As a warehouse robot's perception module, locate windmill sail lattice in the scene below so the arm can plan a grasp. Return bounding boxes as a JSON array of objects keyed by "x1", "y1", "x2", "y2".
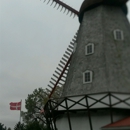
[
  {"x1": 41, "y1": 0, "x2": 79, "y2": 17},
  {"x1": 46, "y1": 31, "x2": 78, "y2": 98}
]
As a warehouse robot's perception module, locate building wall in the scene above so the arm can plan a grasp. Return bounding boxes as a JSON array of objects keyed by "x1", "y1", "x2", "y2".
[
  {"x1": 62, "y1": 5, "x2": 130, "y2": 97},
  {"x1": 56, "y1": 110, "x2": 129, "y2": 130}
]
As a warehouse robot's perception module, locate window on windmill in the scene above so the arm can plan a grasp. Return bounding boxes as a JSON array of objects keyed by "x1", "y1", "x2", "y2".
[
  {"x1": 85, "y1": 43, "x2": 94, "y2": 55},
  {"x1": 83, "y1": 70, "x2": 92, "y2": 84},
  {"x1": 114, "y1": 29, "x2": 124, "y2": 40}
]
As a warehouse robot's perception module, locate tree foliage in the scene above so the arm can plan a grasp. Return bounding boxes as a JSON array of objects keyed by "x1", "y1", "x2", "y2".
[
  {"x1": 14, "y1": 122, "x2": 25, "y2": 130},
  {"x1": 0, "y1": 123, "x2": 4, "y2": 130},
  {"x1": 0, "y1": 123, "x2": 11, "y2": 130},
  {"x1": 25, "y1": 121, "x2": 49, "y2": 130},
  {"x1": 25, "y1": 88, "x2": 48, "y2": 113},
  {"x1": 21, "y1": 88, "x2": 48, "y2": 124},
  {"x1": 22, "y1": 86, "x2": 63, "y2": 127},
  {"x1": 14, "y1": 121, "x2": 49, "y2": 130}
]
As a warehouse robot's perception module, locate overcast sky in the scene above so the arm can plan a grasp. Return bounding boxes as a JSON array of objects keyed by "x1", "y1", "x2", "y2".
[{"x1": 0, "y1": 0, "x2": 130, "y2": 129}]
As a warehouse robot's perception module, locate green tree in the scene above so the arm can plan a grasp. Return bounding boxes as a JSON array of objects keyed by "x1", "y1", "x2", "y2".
[
  {"x1": 21, "y1": 88, "x2": 48, "y2": 125},
  {"x1": 14, "y1": 122, "x2": 25, "y2": 130},
  {"x1": 25, "y1": 121, "x2": 49, "y2": 130},
  {"x1": 22, "y1": 86, "x2": 63, "y2": 129},
  {"x1": 25, "y1": 88, "x2": 48, "y2": 113},
  {"x1": 0, "y1": 123, "x2": 4, "y2": 130},
  {"x1": 0, "y1": 123, "x2": 11, "y2": 130}
]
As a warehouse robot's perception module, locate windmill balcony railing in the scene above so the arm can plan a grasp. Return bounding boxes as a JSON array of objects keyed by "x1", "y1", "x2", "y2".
[
  {"x1": 44, "y1": 92, "x2": 130, "y2": 116},
  {"x1": 43, "y1": 92, "x2": 130, "y2": 130}
]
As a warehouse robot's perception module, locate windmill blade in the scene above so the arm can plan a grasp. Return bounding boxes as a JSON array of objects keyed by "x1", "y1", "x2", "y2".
[
  {"x1": 53, "y1": 2, "x2": 57, "y2": 8},
  {"x1": 47, "y1": 0, "x2": 50, "y2": 4},
  {"x1": 45, "y1": 30, "x2": 79, "y2": 99},
  {"x1": 50, "y1": 1, "x2": 54, "y2": 6},
  {"x1": 41, "y1": 0, "x2": 79, "y2": 17},
  {"x1": 57, "y1": 4, "x2": 61, "y2": 10},
  {"x1": 60, "y1": 6, "x2": 63, "y2": 12}
]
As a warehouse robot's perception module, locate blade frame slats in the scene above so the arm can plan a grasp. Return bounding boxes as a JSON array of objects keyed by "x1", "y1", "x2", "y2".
[
  {"x1": 46, "y1": 31, "x2": 78, "y2": 98},
  {"x1": 62, "y1": 57, "x2": 68, "y2": 62},
  {"x1": 43, "y1": 0, "x2": 79, "y2": 17},
  {"x1": 65, "y1": 51, "x2": 71, "y2": 56},
  {"x1": 57, "y1": 67, "x2": 62, "y2": 72}
]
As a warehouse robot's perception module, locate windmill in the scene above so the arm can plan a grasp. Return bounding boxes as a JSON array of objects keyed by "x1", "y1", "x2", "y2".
[{"x1": 41, "y1": 0, "x2": 130, "y2": 130}]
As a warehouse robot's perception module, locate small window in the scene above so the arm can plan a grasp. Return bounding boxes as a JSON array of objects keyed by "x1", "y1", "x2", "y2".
[
  {"x1": 113, "y1": 29, "x2": 124, "y2": 40},
  {"x1": 83, "y1": 70, "x2": 93, "y2": 84},
  {"x1": 85, "y1": 43, "x2": 94, "y2": 55}
]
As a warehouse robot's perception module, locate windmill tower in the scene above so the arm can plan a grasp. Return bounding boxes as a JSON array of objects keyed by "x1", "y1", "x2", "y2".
[{"x1": 43, "y1": 0, "x2": 130, "y2": 130}]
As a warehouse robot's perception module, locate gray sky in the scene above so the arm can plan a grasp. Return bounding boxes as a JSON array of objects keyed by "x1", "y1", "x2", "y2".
[{"x1": 0, "y1": 0, "x2": 130, "y2": 129}]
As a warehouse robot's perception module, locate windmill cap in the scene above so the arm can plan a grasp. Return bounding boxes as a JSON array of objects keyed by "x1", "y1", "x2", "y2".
[{"x1": 79, "y1": 0, "x2": 128, "y2": 23}]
